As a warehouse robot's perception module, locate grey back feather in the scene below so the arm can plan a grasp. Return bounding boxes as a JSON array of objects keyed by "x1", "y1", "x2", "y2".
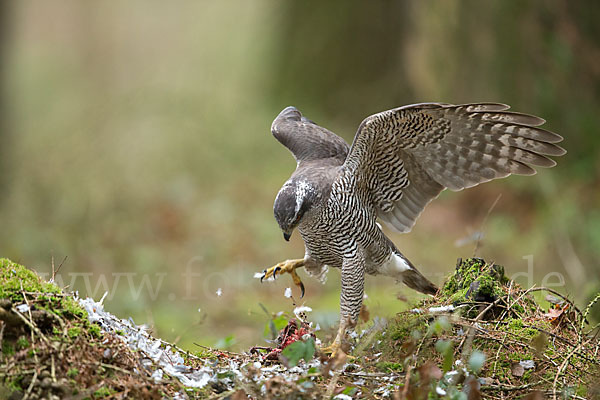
[{"x1": 272, "y1": 106, "x2": 350, "y2": 164}]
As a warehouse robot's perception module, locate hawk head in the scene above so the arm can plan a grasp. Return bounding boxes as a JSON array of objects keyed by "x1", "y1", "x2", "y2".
[{"x1": 274, "y1": 180, "x2": 316, "y2": 241}]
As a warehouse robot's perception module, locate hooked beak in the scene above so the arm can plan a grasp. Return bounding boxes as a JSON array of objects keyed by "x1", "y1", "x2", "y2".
[{"x1": 283, "y1": 231, "x2": 291, "y2": 241}]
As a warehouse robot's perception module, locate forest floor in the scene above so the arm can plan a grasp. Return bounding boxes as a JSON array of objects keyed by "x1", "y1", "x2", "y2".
[{"x1": 0, "y1": 257, "x2": 599, "y2": 400}]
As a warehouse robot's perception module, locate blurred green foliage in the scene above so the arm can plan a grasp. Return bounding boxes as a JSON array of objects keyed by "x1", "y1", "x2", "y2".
[
  {"x1": 281, "y1": 337, "x2": 316, "y2": 368},
  {"x1": 0, "y1": 1, "x2": 598, "y2": 350}
]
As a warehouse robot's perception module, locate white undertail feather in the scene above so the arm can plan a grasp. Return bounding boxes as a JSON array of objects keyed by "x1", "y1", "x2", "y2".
[{"x1": 378, "y1": 252, "x2": 412, "y2": 278}]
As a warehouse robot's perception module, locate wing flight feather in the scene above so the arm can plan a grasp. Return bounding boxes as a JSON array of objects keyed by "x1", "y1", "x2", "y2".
[{"x1": 344, "y1": 103, "x2": 565, "y2": 232}]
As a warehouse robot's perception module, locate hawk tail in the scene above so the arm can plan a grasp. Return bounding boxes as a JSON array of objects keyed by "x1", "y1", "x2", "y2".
[{"x1": 401, "y1": 267, "x2": 438, "y2": 296}]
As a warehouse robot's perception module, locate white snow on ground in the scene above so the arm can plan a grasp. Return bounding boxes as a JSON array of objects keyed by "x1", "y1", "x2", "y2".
[
  {"x1": 77, "y1": 293, "x2": 326, "y2": 392},
  {"x1": 79, "y1": 294, "x2": 213, "y2": 388}
]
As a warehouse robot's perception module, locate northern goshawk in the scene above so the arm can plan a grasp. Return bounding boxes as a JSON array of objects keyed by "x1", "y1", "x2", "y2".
[{"x1": 261, "y1": 103, "x2": 564, "y2": 356}]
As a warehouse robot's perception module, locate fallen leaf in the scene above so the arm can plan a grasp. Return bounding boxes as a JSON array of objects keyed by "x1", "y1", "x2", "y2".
[
  {"x1": 231, "y1": 390, "x2": 247, "y2": 400},
  {"x1": 530, "y1": 332, "x2": 548, "y2": 356},
  {"x1": 511, "y1": 361, "x2": 524, "y2": 377},
  {"x1": 359, "y1": 304, "x2": 370, "y2": 323},
  {"x1": 521, "y1": 391, "x2": 544, "y2": 400},
  {"x1": 543, "y1": 303, "x2": 568, "y2": 323},
  {"x1": 544, "y1": 306, "x2": 562, "y2": 319},
  {"x1": 419, "y1": 361, "x2": 443, "y2": 381},
  {"x1": 321, "y1": 349, "x2": 347, "y2": 375},
  {"x1": 396, "y1": 292, "x2": 408, "y2": 302},
  {"x1": 464, "y1": 375, "x2": 482, "y2": 400}
]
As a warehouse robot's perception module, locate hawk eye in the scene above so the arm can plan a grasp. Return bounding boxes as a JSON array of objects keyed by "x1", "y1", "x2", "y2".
[{"x1": 293, "y1": 212, "x2": 302, "y2": 224}]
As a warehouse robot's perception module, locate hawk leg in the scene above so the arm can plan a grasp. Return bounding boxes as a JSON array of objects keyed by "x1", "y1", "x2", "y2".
[
  {"x1": 320, "y1": 316, "x2": 356, "y2": 360},
  {"x1": 260, "y1": 259, "x2": 305, "y2": 297},
  {"x1": 321, "y1": 252, "x2": 364, "y2": 359}
]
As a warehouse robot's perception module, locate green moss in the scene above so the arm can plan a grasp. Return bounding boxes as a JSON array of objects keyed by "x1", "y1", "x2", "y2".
[
  {"x1": 376, "y1": 361, "x2": 403, "y2": 373},
  {"x1": 2, "y1": 341, "x2": 15, "y2": 357},
  {"x1": 388, "y1": 313, "x2": 427, "y2": 341},
  {"x1": 193, "y1": 348, "x2": 215, "y2": 359},
  {"x1": 16, "y1": 336, "x2": 29, "y2": 350},
  {"x1": 93, "y1": 386, "x2": 115, "y2": 398},
  {"x1": 7, "y1": 376, "x2": 23, "y2": 393},
  {"x1": 447, "y1": 288, "x2": 469, "y2": 304},
  {"x1": 576, "y1": 384, "x2": 589, "y2": 397},
  {"x1": 507, "y1": 318, "x2": 524, "y2": 330},
  {"x1": 178, "y1": 386, "x2": 214, "y2": 398},
  {"x1": 374, "y1": 313, "x2": 431, "y2": 362},
  {"x1": 441, "y1": 258, "x2": 508, "y2": 309},
  {"x1": 506, "y1": 319, "x2": 538, "y2": 339},
  {"x1": 88, "y1": 324, "x2": 102, "y2": 338},
  {"x1": 68, "y1": 326, "x2": 82, "y2": 339},
  {"x1": 0, "y1": 258, "x2": 61, "y2": 301},
  {"x1": 67, "y1": 368, "x2": 79, "y2": 378},
  {"x1": 61, "y1": 297, "x2": 87, "y2": 319}
]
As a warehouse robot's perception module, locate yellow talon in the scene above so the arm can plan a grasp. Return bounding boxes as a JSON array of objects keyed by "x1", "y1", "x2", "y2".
[
  {"x1": 261, "y1": 259, "x2": 305, "y2": 297},
  {"x1": 320, "y1": 341, "x2": 341, "y2": 355},
  {"x1": 320, "y1": 317, "x2": 356, "y2": 360}
]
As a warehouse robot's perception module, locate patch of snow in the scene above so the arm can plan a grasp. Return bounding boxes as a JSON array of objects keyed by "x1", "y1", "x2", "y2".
[
  {"x1": 428, "y1": 305, "x2": 455, "y2": 313},
  {"x1": 444, "y1": 370, "x2": 462, "y2": 385},
  {"x1": 79, "y1": 296, "x2": 213, "y2": 389},
  {"x1": 520, "y1": 360, "x2": 535, "y2": 369},
  {"x1": 15, "y1": 304, "x2": 29, "y2": 313},
  {"x1": 374, "y1": 385, "x2": 392, "y2": 397},
  {"x1": 293, "y1": 306, "x2": 312, "y2": 318},
  {"x1": 151, "y1": 369, "x2": 163, "y2": 382},
  {"x1": 333, "y1": 394, "x2": 353, "y2": 400},
  {"x1": 410, "y1": 305, "x2": 456, "y2": 314}
]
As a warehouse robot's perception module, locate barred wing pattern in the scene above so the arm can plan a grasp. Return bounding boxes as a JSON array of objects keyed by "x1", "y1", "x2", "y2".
[{"x1": 345, "y1": 103, "x2": 566, "y2": 233}]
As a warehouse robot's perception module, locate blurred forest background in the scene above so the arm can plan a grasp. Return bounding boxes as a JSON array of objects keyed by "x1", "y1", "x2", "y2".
[{"x1": 1, "y1": 1, "x2": 599, "y2": 351}]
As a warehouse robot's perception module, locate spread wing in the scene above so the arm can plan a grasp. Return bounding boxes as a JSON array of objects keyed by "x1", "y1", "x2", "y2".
[
  {"x1": 272, "y1": 106, "x2": 350, "y2": 164},
  {"x1": 344, "y1": 103, "x2": 566, "y2": 232}
]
